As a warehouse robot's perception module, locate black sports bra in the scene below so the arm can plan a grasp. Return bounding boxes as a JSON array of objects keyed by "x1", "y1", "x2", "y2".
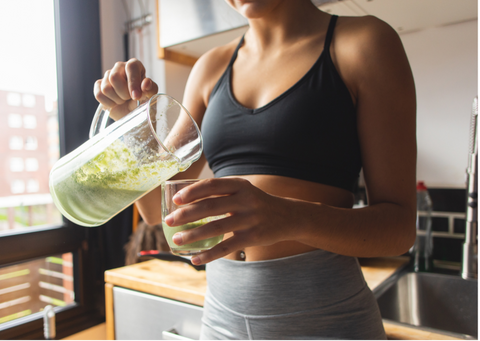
[{"x1": 201, "y1": 15, "x2": 362, "y2": 193}]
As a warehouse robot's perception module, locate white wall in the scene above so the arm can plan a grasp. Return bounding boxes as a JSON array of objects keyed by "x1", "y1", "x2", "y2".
[
  {"x1": 164, "y1": 60, "x2": 192, "y2": 103},
  {"x1": 99, "y1": 0, "x2": 195, "y2": 101},
  {"x1": 99, "y1": 0, "x2": 167, "y2": 93},
  {"x1": 400, "y1": 19, "x2": 478, "y2": 188},
  {"x1": 99, "y1": 2, "x2": 477, "y2": 187}
]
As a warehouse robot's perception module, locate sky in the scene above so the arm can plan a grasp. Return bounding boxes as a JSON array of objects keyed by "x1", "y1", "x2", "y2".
[{"x1": 0, "y1": 0, "x2": 57, "y2": 102}]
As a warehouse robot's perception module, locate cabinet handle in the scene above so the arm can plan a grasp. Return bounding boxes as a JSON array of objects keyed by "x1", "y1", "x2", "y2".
[{"x1": 162, "y1": 328, "x2": 194, "y2": 340}]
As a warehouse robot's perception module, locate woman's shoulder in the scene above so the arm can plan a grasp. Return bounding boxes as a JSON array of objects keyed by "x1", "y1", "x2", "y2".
[
  {"x1": 191, "y1": 37, "x2": 242, "y2": 82},
  {"x1": 330, "y1": 15, "x2": 408, "y2": 101},
  {"x1": 334, "y1": 15, "x2": 402, "y2": 57},
  {"x1": 187, "y1": 36, "x2": 243, "y2": 105}
]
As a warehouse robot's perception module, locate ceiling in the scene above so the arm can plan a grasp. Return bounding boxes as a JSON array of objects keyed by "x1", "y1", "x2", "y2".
[
  {"x1": 318, "y1": 0, "x2": 478, "y2": 34},
  {"x1": 164, "y1": 0, "x2": 478, "y2": 58}
]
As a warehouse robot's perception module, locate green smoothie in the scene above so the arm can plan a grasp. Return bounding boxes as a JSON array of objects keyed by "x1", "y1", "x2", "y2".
[
  {"x1": 163, "y1": 218, "x2": 224, "y2": 255},
  {"x1": 50, "y1": 140, "x2": 179, "y2": 227}
]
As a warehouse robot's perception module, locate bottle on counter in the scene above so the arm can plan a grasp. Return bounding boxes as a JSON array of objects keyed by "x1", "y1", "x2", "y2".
[{"x1": 410, "y1": 181, "x2": 434, "y2": 272}]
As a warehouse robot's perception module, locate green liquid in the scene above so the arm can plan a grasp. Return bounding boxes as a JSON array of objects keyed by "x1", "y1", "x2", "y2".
[
  {"x1": 51, "y1": 140, "x2": 179, "y2": 227},
  {"x1": 162, "y1": 219, "x2": 224, "y2": 255},
  {"x1": 51, "y1": 176, "x2": 145, "y2": 226}
]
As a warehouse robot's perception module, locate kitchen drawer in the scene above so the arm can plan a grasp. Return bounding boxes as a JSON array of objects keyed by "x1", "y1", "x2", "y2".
[{"x1": 113, "y1": 286, "x2": 204, "y2": 340}]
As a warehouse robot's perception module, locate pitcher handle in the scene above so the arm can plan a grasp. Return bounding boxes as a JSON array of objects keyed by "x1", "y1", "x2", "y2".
[{"x1": 89, "y1": 104, "x2": 110, "y2": 138}]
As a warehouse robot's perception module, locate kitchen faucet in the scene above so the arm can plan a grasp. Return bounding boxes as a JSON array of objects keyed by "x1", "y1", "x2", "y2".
[{"x1": 462, "y1": 97, "x2": 478, "y2": 280}]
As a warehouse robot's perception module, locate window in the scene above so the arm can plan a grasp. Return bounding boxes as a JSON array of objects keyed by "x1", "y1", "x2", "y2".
[
  {"x1": 6, "y1": 93, "x2": 21, "y2": 107},
  {"x1": 0, "y1": 1, "x2": 124, "y2": 339},
  {"x1": 8, "y1": 114, "x2": 22, "y2": 128},
  {"x1": 24, "y1": 137, "x2": 38, "y2": 151},
  {"x1": 10, "y1": 181, "x2": 25, "y2": 194},
  {"x1": 8, "y1": 137, "x2": 23, "y2": 150},
  {"x1": 9, "y1": 158, "x2": 24, "y2": 172},
  {"x1": 22, "y1": 94, "x2": 36, "y2": 108},
  {"x1": 26, "y1": 180, "x2": 39, "y2": 193},
  {"x1": 23, "y1": 115, "x2": 36, "y2": 129},
  {"x1": 25, "y1": 159, "x2": 39, "y2": 172}
]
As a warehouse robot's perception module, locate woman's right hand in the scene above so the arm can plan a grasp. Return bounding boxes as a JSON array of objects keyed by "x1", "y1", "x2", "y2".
[{"x1": 93, "y1": 58, "x2": 159, "y2": 120}]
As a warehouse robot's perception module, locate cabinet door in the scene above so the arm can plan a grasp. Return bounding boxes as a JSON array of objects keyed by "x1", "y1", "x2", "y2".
[{"x1": 113, "y1": 286, "x2": 203, "y2": 340}]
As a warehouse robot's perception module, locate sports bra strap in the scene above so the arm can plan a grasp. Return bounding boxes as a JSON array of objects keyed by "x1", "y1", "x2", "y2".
[
  {"x1": 323, "y1": 15, "x2": 338, "y2": 52},
  {"x1": 228, "y1": 35, "x2": 245, "y2": 67}
]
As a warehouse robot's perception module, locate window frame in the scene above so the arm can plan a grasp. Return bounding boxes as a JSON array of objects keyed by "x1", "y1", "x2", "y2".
[{"x1": 0, "y1": 0, "x2": 132, "y2": 338}]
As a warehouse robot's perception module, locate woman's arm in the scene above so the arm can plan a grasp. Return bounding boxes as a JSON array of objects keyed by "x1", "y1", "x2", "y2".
[
  {"x1": 290, "y1": 15, "x2": 417, "y2": 257},
  {"x1": 326, "y1": 15, "x2": 417, "y2": 255},
  {"x1": 166, "y1": 16, "x2": 417, "y2": 264}
]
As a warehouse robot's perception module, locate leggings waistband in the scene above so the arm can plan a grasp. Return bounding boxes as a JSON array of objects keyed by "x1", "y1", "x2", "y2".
[{"x1": 206, "y1": 249, "x2": 367, "y2": 316}]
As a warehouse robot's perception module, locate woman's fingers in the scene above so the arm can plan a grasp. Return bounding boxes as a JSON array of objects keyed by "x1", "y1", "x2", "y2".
[
  {"x1": 93, "y1": 58, "x2": 159, "y2": 120},
  {"x1": 101, "y1": 70, "x2": 126, "y2": 105},
  {"x1": 94, "y1": 58, "x2": 158, "y2": 105},
  {"x1": 141, "y1": 77, "x2": 158, "y2": 98},
  {"x1": 109, "y1": 62, "x2": 131, "y2": 101},
  {"x1": 171, "y1": 214, "x2": 233, "y2": 246},
  {"x1": 167, "y1": 178, "x2": 269, "y2": 241},
  {"x1": 94, "y1": 79, "x2": 117, "y2": 109},
  {"x1": 168, "y1": 187, "x2": 279, "y2": 249},
  {"x1": 172, "y1": 178, "x2": 249, "y2": 206},
  {"x1": 165, "y1": 195, "x2": 236, "y2": 227},
  {"x1": 125, "y1": 58, "x2": 146, "y2": 100}
]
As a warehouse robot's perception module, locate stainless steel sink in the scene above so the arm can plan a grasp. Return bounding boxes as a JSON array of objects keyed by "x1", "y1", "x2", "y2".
[{"x1": 373, "y1": 270, "x2": 478, "y2": 339}]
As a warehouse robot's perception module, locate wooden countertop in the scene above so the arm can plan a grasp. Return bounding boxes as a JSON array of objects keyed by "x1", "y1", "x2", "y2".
[
  {"x1": 105, "y1": 256, "x2": 463, "y2": 340},
  {"x1": 105, "y1": 258, "x2": 207, "y2": 306}
]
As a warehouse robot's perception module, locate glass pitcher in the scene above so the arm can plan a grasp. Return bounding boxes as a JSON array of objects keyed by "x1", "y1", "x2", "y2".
[{"x1": 49, "y1": 94, "x2": 202, "y2": 227}]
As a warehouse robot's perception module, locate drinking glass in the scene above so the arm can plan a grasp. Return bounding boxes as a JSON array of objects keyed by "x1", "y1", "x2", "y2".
[{"x1": 162, "y1": 179, "x2": 225, "y2": 255}]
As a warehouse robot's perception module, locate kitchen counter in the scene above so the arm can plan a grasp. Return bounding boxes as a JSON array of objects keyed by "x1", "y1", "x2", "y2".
[{"x1": 104, "y1": 256, "x2": 462, "y2": 340}]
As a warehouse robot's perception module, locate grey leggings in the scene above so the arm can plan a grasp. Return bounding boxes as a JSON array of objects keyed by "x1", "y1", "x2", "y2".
[{"x1": 199, "y1": 249, "x2": 386, "y2": 340}]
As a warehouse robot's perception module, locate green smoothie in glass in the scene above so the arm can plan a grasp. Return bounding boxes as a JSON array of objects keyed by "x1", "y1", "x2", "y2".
[
  {"x1": 162, "y1": 179, "x2": 225, "y2": 255},
  {"x1": 162, "y1": 217, "x2": 224, "y2": 255}
]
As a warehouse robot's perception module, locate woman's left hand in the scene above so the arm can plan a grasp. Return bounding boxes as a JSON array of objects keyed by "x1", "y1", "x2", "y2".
[{"x1": 164, "y1": 178, "x2": 297, "y2": 265}]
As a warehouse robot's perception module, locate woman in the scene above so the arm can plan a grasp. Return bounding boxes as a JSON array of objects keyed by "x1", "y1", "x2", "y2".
[{"x1": 95, "y1": 0, "x2": 416, "y2": 338}]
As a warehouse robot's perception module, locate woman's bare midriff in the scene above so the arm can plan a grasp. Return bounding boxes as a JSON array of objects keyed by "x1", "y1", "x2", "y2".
[{"x1": 222, "y1": 174, "x2": 355, "y2": 262}]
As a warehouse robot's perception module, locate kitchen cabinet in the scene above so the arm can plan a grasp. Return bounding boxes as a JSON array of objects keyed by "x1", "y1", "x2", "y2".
[
  {"x1": 112, "y1": 286, "x2": 203, "y2": 339},
  {"x1": 104, "y1": 259, "x2": 206, "y2": 340},
  {"x1": 104, "y1": 257, "x2": 463, "y2": 340}
]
